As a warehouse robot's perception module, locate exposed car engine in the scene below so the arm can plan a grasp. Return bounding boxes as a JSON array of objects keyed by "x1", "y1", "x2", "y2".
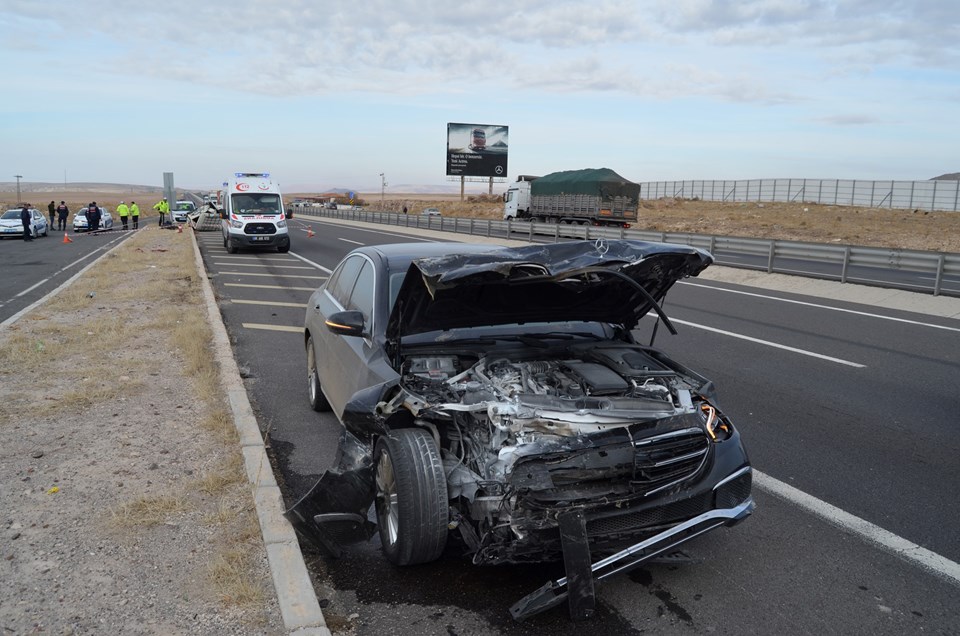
[{"x1": 386, "y1": 345, "x2": 733, "y2": 563}]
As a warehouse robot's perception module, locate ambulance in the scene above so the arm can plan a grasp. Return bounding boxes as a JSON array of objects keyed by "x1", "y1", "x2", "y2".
[{"x1": 220, "y1": 172, "x2": 291, "y2": 253}]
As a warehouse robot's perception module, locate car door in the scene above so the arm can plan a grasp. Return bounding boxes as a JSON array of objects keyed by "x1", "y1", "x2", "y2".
[{"x1": 313, "y1": 255, "x2": 365, "y2": 417}]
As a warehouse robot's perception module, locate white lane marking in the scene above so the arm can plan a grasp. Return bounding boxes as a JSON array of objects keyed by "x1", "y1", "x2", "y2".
[
  {"x1": 211, "y1": 262, "x2": 314, "y2": 269},
  {"x1": 755, "y1": 471, "x2": 960, "y2": 587},
  {"x1": 288, "y1": 252, "x2": 332, "y2": 274},
  {"x1": 217, "y1": 272, "x2": 327, "y2": 279},
  {"x1": 338, "y1": 238, "x2": 364, "y2": 245},
  {"x1": 231, "y1": 299, "x2": 306, "y2": 308},
  {"x1": 241, "y1": 323, "x2": 302, "y2": 333},
  {"x1": 212, "y1": 256, "x2": 294, "y2": 262},
  {"x1": 665, "y1": 316, "x2": 866, "y2": 368},
  {"x1": 225, "y1": 283, "x2": 318, "y2": 291},
  {"x1": 680, "y1": 282, "x2": 960, "y2": 333},
  {"x1": 16, "y1": 277, "x2": 52, "y2": 297}
]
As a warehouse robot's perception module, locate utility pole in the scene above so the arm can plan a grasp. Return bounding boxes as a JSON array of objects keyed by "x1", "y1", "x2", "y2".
[
  {"x1": 379, "y1": 173, "x2": 387, "y2": 211},
  {"x1": 14, "y1": 175, "x2": 23, "y2": 204}
]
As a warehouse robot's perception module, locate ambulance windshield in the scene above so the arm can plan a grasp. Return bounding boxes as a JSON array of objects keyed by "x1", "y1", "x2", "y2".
[{"x1": 231, "y1": 193, "x2": 282, "y2": 215}]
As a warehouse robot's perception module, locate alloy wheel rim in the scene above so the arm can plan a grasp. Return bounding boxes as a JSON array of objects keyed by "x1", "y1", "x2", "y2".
[{"x1": 375, "y1": 451, "x2": 399, "y2": 546}]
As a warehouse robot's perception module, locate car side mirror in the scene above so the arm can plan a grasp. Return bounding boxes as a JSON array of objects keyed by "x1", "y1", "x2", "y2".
[
  {"x1": 325, "y1": 310, "x2": 366, "y2": 338},
  {"x1": 219, "y1": 211, "x2": 228, "y2": 219},
  {"x1": 285, "y1": 210, "x2": 293, "y2": 219}
]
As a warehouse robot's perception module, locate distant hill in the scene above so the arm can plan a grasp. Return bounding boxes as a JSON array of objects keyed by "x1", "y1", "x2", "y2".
[
  {"x1": 0, "y1": 182, "x2": 165, "y2": 194},
  {"x1": 931, "y1": 173, "x2": 960, "y2": 180}
]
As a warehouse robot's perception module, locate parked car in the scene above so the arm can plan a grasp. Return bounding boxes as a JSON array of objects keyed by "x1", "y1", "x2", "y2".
[
  {"x1": 290, "y1": 240, "x2": 753, "y2": 620},
  {"x1": 0, "y1": 208, "x2": 48, "y2": 239},
  {"x1": 73, "y1": 207, "x2": 114, "y2": 232},
  {"x1": 171, "y1": 200, "x2": 197, "y2": 223},
  {"x1": 421, "y1": 207, "x2": 441, "y2": 216}
]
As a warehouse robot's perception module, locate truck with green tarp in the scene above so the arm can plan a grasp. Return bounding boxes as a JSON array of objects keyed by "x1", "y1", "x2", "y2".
[{"x1": 503, "y1": 168, "x2": 640, "y2": 227}]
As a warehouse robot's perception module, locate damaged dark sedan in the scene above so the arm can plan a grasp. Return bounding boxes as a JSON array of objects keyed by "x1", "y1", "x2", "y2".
[{"x1": 290, "y1": 239, "x2": 753, "y2": 621}]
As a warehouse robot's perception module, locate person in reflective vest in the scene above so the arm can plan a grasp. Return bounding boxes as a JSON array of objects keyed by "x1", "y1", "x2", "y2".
[
  {"x1": 130, "y1": 202, "x2": 140, "y2": 229},
  {"x1": 154, "y1": 198, "x2": 170, "y2": 226},
  {"x1": 116, "y1": 201, "x2": 130, "y2": 230}
]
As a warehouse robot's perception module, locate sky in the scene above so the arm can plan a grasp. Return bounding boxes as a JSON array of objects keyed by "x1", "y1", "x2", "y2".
[{"x1": 2, "y1": 0, "x2": 958, "y2": 193}]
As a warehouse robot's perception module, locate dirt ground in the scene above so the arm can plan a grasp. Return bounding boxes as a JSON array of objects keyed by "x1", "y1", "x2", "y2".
[
  {"x1": 357, "y1": 194, "x2": 960, "y2": 254},
  {"x1": 0, "y1": 227, "x2": 284, "y2": 635}
]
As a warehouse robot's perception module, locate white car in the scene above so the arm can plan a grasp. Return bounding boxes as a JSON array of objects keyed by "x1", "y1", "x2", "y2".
[
  {"x1": 0, "y1": 208, "x2": 49, "y2": 239},
  {"x1": 171, "y1": 200, "x2": 196, "y2": 223},
  {"x1": 422, "y1": 207, "x2": 441, "y2": 216},
  {"x1": 73, "y1": 207, "x2": 114, "y2": 232}
]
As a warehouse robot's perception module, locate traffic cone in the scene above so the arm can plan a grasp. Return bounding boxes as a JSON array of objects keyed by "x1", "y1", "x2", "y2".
[
  {"x1": 63, "y1": 232, "x2": 73, "y2": 244},
  {"x1": 306, "y1": 228, "x2": 315, "y2": 238}
]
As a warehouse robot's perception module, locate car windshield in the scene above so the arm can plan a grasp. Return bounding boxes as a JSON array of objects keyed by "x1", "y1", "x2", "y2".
[
  {"x1": 231, "y1": 193, "x2": 281, "y2": 215},
  {"x1": 1, "y1": 210, "x2": 22, "y2": 220},
  {"x1": 176, "y1": 202, "x2": 195, "y2": 211}
]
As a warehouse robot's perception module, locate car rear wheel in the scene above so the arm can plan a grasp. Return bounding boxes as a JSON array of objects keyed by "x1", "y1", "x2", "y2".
[
  {"x1": 374, "y1": 429, "x2": 448, "y2": 566},
  {"x1": 306, "y1": 336, "x2": 331, "y2": 412}
]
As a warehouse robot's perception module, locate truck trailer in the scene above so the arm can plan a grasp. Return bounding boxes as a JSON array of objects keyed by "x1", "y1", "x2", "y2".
[{"x1": 503, "y1": 168, "x2": 640, "y2": 228}]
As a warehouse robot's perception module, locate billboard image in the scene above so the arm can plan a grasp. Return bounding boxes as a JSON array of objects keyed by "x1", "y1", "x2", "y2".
[{"x1": 446, "y1": 123, "x2": 509, "y2": 178}]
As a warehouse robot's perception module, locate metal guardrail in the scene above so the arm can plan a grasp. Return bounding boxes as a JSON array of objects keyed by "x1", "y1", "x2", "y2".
[
  {"x1": 638, "y1": 178, "x2": 960, "y2": 212},
  {"x1": 297, "y1": 209, "x2": 960, "y2": 298}
]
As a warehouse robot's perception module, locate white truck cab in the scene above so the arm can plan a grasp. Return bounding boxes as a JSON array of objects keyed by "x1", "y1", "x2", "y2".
[
  {"x1": 221, "y1": 172, "x2": 291, "y2": 253},
  {"x1": 502, "y1": 175, "x2": 537, "y2": 220}
]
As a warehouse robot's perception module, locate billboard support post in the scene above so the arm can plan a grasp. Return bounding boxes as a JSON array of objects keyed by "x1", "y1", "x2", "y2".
[
  {"x1": 460, "y1": 176, "x2": 465, "y2": 202},
  {"x1": 488, "y1": 177, "x2": 493, "y2": 196}
]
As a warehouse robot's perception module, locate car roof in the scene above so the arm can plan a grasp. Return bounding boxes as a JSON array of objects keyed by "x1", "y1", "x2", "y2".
[{"x1": 361, "y1": 242, "x2": 501, "y2": 268}]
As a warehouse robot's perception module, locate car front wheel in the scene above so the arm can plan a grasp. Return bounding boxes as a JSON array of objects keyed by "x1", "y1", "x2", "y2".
[
  {"x1": 306, "y1": 336, "x2": 331, "y2": 412},
  {"x1": 374, "y1": 428, "x2": 448, "y2": 566}
]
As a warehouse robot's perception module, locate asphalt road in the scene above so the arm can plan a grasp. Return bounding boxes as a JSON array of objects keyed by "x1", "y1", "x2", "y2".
[
  {"x1": 0, "y1": 227, "x2": 138, "y2": 326},
  {"x1": 193, "y1": 219, "x2": 960, "y2": 634}
]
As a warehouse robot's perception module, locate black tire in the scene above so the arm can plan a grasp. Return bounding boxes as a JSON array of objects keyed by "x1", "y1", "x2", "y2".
[
  {"x1": 374, "y1": 429, "x2": 448, "y2": 566},
  {"x1": 222, "y1": 234, "x2": 228, "y2": 249},
  {"x1": 306, "y1": 336, "x2": 331, "y2": 412},
  {"x1": 227, "y1": 237, "x2": 239, "y2": 254},
  {"x1": 277, "y1": 243, "x2": 290, "y2": 254}
]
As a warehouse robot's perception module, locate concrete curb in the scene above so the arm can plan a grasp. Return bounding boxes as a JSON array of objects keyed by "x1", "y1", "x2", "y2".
[{"x1": 190, "y1": 230, "x2": 331, "y2": 636}]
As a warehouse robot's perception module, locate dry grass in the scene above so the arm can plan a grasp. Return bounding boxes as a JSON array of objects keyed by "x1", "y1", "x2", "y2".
[
  {"x1": 110, "y1": 493, "x2": 187, "y2": 527},
  {"x1": 201, "y1": 409, "x2": 240, "y2": 445},
  {"x1": 195, "y1": 454, "x2": 246, "y2": 496},
  {"x1": 209, "y1": 545, "x2": 267, "y2": 606}
]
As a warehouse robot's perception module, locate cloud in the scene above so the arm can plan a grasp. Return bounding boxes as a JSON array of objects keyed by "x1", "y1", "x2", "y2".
[{"x1": 814, "y1": 114, "x2": 885, "y2": 126}]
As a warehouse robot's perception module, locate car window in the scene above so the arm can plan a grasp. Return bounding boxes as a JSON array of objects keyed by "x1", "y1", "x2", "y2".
[
  {"x1": 347, "y1": 260, "x2": 375, "y2": 319},
  {"x1": 1, "y1": 211, "x2": 18, "y2": 220},
  {"x1": 330, "y1": 256, "x2": 364, "y2": 307}
]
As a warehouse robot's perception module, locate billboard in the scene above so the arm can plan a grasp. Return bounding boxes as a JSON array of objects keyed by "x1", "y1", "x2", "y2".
[{"x1": 446, "y1": 123, "x2": 509, "y2": 178}]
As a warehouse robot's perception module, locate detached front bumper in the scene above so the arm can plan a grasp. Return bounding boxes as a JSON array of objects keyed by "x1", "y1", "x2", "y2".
[{"x1": 511, "y1": 491, "x2": 754, "y2": 621}]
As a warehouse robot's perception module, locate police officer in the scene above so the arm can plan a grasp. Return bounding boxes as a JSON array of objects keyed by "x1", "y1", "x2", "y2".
[
  {"x1": 21, "y1": 204, "x2": 33, "y2": 241},
  {"x1": 56, "y1": 201, "x2": 69, "y2": 231},
  {"x1": 130, "y1": 201, "x2": 140, "y2": 229},
  {"x1": 117, "y1": 201, "x2": 130, "y2": 230},
  {"x1": 87, "y1": 202, "x2": 101, "y2": 232}
]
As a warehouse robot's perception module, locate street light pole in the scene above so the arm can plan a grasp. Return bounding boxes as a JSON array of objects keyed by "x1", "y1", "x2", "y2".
[
  {"x1": 379, "y1": 173, "x2": 386, "y2": 211},
  {"x1": 14, "y1": 175, "x2": 23, "y2": 204}
]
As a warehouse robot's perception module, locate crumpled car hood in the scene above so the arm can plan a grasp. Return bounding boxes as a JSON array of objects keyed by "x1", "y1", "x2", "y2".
[{"x1": 386, "y1": 239, "x2": 712, "y2": 339}]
